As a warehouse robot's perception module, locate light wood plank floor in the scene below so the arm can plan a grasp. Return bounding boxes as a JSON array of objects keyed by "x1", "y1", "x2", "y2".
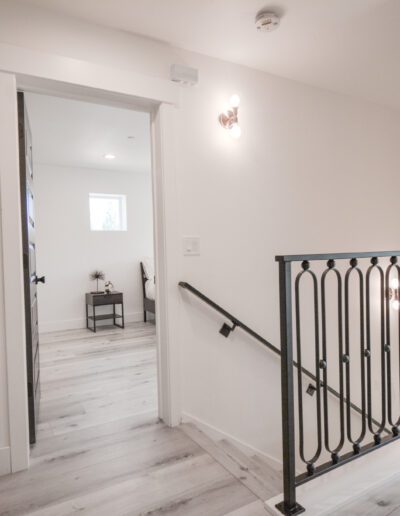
[
  {"x1": 329, "y1": 474, "x2": 400, "y2": 515},
  {"x1": 0, "y1": 322, "x2": 272, "y2": 516}
]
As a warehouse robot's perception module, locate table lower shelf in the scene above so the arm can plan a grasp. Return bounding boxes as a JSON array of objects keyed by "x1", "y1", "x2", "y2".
[
  {"x1": 86, "y1": 297, "x2": 125, "y2": 332},
  {"x1": 87, "y1": 314, "x2": 123, "y2": 321}
]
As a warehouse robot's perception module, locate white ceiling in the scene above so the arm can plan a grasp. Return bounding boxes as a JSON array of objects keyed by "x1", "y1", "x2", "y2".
[
  {"x1": 25, "y1": 93, "x2": 151, "y2": 173},
  {"x1": 17, "y1": 0, "x2": 400, "y2": 110}
]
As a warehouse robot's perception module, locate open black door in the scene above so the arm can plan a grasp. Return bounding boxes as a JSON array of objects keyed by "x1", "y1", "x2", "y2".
[{"x1": 18, "y1": 92, "x2": 45, "y2": 445}]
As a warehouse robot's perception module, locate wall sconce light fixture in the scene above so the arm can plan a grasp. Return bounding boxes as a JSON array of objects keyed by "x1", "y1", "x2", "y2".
[
  {"x1": 389, "y1": 277, "x2": 400, "y2": 310},
  {"x1": 219, "y1": 94, "x2": 241, "y2": 138}
]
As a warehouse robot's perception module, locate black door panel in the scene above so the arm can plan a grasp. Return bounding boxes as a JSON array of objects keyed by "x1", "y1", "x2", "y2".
[{"x1": 18, "y1": 92, "x2": 41, "y2": 445}]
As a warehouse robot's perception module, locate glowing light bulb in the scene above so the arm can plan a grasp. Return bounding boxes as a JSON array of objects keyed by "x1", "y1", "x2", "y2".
[
  {"x1": 229, "y1": 94, "x2": 240, "y2": 108},
  {"x1": 392, "y1": 300, "x2": 400, "y2": 310},
  {"x1": 391, "y1": 278, "x2": 399, "y2": 289},
  {"x1": 229, "y1": 123, "x2": 241, "y2": 139},
  {"x1": 104, "y1": 153, "x2": 116, "y2": 160}
]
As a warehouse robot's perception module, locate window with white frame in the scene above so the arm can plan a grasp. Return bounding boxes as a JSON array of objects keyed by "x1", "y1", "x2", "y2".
[{"x1": 89, "y1": 193, "x2": 127, "y2": 231}]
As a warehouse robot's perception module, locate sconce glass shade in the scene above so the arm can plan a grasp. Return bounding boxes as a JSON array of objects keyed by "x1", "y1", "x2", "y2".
[
  {"x1": 220, "y1": 95, "x2": 241, "y2": 137},
  {"x1": 391, "y1": 277, "x2": 400, "y2": 289},
  {"x1": 229, "y1": 94, "x2": 240, "y2": 108},
  {"x1": 392, "y1": 300, "x2": 400, "y2": 310},
  {"x1": 229, "y1": 123, "x2": 241, "y2": 139}
]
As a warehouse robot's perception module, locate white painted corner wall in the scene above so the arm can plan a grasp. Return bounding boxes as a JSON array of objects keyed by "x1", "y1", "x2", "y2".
[
  {"x1": 34, "y1": 163, "x2": 154, "y2": 333},
  {"x1": 0, "y1": 72, "x2": 29, "y2": 474}
]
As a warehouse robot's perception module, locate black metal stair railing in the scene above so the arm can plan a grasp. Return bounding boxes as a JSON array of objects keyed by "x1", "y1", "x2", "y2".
[
  {"x1": 276, "y1": 251, "x2": 400, "y2": 516},
  {"x1": 179, "y1": 279, "x2": 389, "y2": 452},
  {"x1": 179, "y1": 281, "x2": 368, "y2": 419}
]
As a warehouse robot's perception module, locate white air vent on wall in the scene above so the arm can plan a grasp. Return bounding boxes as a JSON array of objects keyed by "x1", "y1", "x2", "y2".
[{"x1": 170, "y1": 64, "x2": 199, "y2": 86}]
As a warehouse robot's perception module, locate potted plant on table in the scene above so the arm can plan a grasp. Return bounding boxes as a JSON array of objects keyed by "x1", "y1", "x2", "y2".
[{"x1": 90, "y1": 270, "x2": 105, "y2": 293}]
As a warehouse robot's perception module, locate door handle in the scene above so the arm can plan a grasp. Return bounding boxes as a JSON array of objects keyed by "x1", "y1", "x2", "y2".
[{"x1": 34, "y1": 275, "x2": 45, "y2": 284}]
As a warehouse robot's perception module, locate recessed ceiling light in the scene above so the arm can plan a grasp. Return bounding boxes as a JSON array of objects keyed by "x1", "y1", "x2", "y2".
[{"x1": 104, "y1": 153, "x2": 116, "y2": 160}]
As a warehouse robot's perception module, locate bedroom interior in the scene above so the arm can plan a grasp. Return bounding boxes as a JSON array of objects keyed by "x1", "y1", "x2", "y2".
[
  {"x1": 18, "y1": 91, "x2": 159, "y2": 448},
  {"x1": 25, "y1": 92, "x2": 156, "y2": 331},
  {"x1": 0, "y1": 1, "x2": 400, "y2": 515}
]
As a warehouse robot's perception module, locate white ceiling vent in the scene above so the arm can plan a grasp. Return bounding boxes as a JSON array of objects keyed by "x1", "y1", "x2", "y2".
[{"x1": 255, "y1": 11, "x2": 280, "y2": 32}]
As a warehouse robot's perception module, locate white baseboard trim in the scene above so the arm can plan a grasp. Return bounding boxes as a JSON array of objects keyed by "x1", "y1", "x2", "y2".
[
  {"x1": 39, "y1": 311, "x2": 143, "y2": 333},
  {"x1": 0, "y1": 446, "x2": 11, "y2": 476},
  {"x1": 181, "y1": 412, "x2": 282, "y2": 471}
]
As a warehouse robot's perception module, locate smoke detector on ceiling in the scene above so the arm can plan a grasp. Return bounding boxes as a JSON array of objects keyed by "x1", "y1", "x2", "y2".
[{"x1": 255, "y1": 11, "x2": 280, "y2": 32}]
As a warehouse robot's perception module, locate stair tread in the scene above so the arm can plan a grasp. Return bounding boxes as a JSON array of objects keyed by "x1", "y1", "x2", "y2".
[
  {"x1": 251, "y1": 452, "x2": 283, "y2": 474},
  {"x1": 218, "y1": 439, "x2": 282, "y2": 494},
  {"x1": 180, "y1": 423, "x2": 282, "y2": 501},
  {"x1": 224, "y1": 499, "x2": 268, "y2": 516}
]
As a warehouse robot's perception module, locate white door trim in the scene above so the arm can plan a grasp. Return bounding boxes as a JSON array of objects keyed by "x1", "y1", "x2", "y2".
[
  {"x1": 0, "y1": 44, "x2": 181, "y2": 472},
  {"x1": 152, "y1": 104, "x2": 182, "y2": 426},
  {"x1": 0, "y1": 72, "x2": 30, "y2": 473},
  {"x1": 0, "y1": 43, "x2": 178, "y2": 106}
]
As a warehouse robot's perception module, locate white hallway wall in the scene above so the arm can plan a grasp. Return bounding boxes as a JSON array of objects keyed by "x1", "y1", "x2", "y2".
[
  {"x1": 1, "y1": 1, "x2": 400, "y2": 466},
  {"x1": 0, "y1": 216, "x2": 10, "y2": 473},
  {"x1": 34, "y1": 163, "x2": 153, "y2": 332}
]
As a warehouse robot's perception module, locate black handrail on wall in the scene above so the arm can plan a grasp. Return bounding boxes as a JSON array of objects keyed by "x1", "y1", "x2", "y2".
[
  {"x1": 179, "y1": 282, "x2": 280, "y2": 355},
  {"x1": 179, "y1": 281, "x2": 389, "y2": 432},
  {"x1": 276, "y1": 250, "x2": 400, "y2": 516}
]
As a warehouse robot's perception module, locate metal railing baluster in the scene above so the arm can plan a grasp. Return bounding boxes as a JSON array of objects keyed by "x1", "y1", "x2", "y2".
[
  {"x1": 366, "y1": 258, "x2": 386, "y2": 442},
  {"x1": 295, "y1": 261, "x2": 322, "y2": 476},
  {"x1": 344, "y1": 258, "x2": 366, "y2": 451},
  {"x1": 385, "y1": 257, "x2": 400, "y2": 434},
  {"x1": 276, "y1": 259, "x2": 305, "y2": 515},
  {"x1": 321, "y1": 259, "x2": 345, "y2": 461}
]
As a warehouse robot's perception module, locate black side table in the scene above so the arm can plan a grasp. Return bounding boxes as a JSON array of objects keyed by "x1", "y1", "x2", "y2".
[{"x1": 86, "y1": 292, "x2": 124, "y2": 332}]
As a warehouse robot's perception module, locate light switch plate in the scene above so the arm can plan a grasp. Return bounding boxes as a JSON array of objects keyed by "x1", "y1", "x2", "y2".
[{"x1": 183, "y1": 236, "x2": 200, "y2": 256}]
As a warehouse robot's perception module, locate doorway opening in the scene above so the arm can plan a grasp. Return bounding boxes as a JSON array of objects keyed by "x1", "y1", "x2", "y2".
[{"x1": 20, "y1": 91, "x2": 159, "y2": 445}]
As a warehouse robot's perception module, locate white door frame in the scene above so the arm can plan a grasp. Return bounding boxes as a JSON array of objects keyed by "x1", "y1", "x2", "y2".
[{"x1": 0, "y1": 43, "x2": 182, "y2": 473}]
